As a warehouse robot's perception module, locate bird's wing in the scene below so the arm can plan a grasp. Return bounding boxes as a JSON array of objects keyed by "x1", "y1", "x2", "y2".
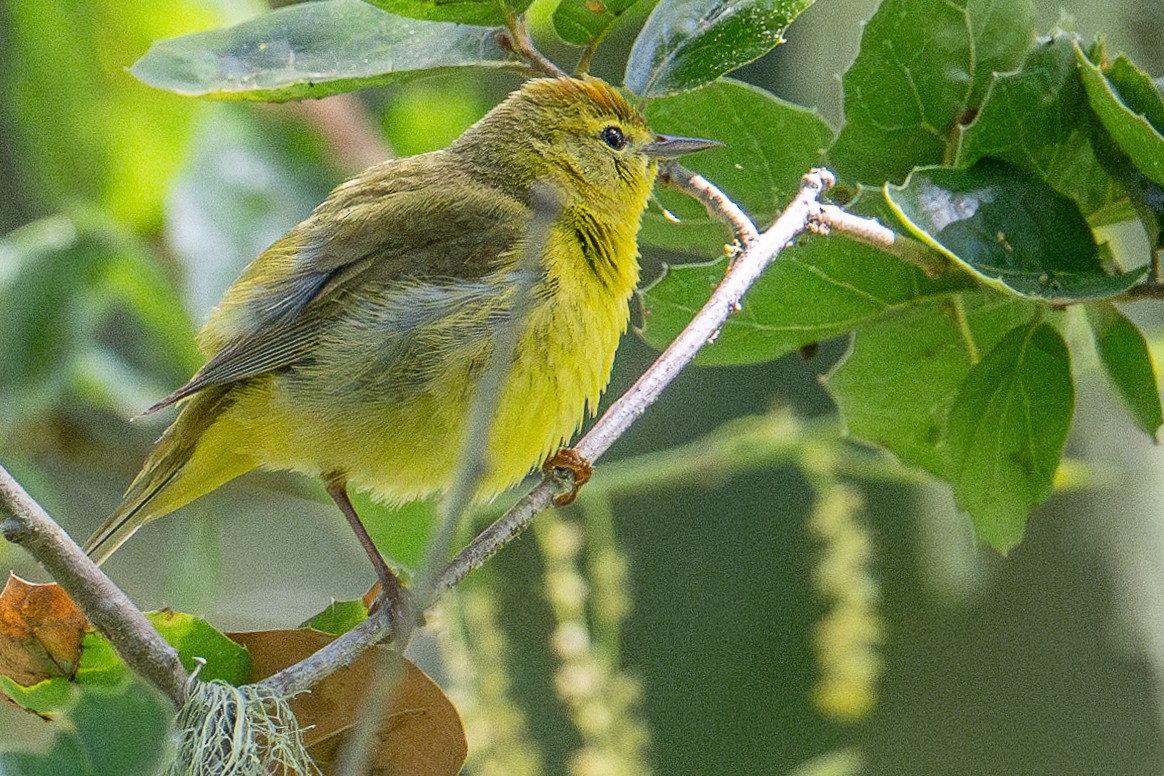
[{"x1": 147, "y1": 158, "x2": 529, "y2": 413}]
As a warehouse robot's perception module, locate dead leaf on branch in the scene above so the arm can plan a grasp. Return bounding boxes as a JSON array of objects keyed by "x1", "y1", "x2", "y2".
[
  {"x1": 229, "y1": 628, "x2": 466, "y2": 776},
  {"x1": 0, "y1": 573, "x2": 87, "y2": 687}
]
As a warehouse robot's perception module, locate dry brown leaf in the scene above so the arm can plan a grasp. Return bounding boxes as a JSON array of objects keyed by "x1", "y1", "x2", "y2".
[
  {"x1": 0, "y1": 573, "x2": 88, "y2": 686},
  {"x1": 230, "y1": 628, "x2": 466, "y2": 776}
]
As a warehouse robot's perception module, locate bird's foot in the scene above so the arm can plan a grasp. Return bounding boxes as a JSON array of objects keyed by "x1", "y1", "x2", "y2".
[{"x1": 543, "y1": 448, "x2": 593, "y2": 506}]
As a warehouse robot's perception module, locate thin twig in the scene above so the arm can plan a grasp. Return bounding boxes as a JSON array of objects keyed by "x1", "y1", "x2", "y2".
[
  {"x1": 813, "y1": 204, "x2": 946, "y2": 277},
  {"x1": 435, "y1": 168, "x2": 835, "y2": 597},
  {"x1": 0, "y1": 466, "x2": 189, "y2": 706},
  {"x1": 260, "y1": 604, "x2": 392, "y2": 697},
  {"x1": 1119, "y1": 280, "x2": 1164, "y2": 300},
  {"x1": 657, "y1": 161, "x2": 759, "y2": 246},
  {"x1": 499, "y1": 11, "x2": 566, "y2": 78}
]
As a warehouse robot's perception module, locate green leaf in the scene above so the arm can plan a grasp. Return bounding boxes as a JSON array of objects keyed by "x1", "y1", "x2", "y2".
[
  {"x1": 640, "y1": 231, "x2": 972, "y2": 365},
  {"x1": 300, "y1": 598, "x2": 370, "y2": 636},
  {"x1": 825, "y1": 293, "x2": 1035, "y2": 476},
  {"x1": 1104, "y1": 54, "x2": 1164, "y2": 135},
  {"x1": 365, "y1": 0, "x2": 531, "y2": 25},
  {"x1": 553, "y1": 0, "x2": 644, "y2": 46},
  {"x1": 0, "y1": 683, "x2": 171, "y2": 776},
  {"x1": 1076, "y1": 42, "x2": 1164, "y2": 187},
  {"x1": 146, "y1": 610, "x2": 250, "y2": 684},
  {"x1": 1085, "y1": 301, "x2": 1163, "y2": 437},
  {"x1": 624, "y1": 0, "x2": 817, "y2": 97},
  {"x1": 63, "y1": 681, "x2": 173, "y2": 776},
  {"x1": 130, "y1": 0, "x2": 517, "y2": 102},
  {"x1": 640, "y1": 79, "x2": 833, "y2": 255},
  {"x1": 1, "y1": 631, "x2": 172, "y2": 776},
  {"x1": 885, "y1": 160, "x2": 1145, "y2": 301},
  {"x1": 956, "y1": 34, "x2": 1122, "y2": 217},
  {"x1": 830, "y1": 0, "x2": 1035, "y2": 184},
  {"x1": 944, "y1": 320, "x2": 1073, "y2": 552}
]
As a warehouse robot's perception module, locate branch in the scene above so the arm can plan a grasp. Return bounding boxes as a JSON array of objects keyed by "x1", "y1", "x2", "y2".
[
  {"x1": 436, "y1": 168, "x2": 835, "y2": 597},
  {"x1": 498, "y1": 12, "x2": 566, "y2": 78},
  {"x1": 656, "y1": 161, "x2": 759, "y2": 246},
  {"x1": 1119, "y1": 281, "x2": 1164, "y2": 300},
  {"x1": 813, "y1": 204, "x2": 946, "y2": 277},
  {"x1": 0, "y1": 466, "x2": 188, "y2": 706}
]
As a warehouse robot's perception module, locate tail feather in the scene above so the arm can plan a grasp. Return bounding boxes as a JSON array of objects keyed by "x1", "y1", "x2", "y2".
[{"x1": 84, "y1": 385, "x2": 248, "y2": 565}]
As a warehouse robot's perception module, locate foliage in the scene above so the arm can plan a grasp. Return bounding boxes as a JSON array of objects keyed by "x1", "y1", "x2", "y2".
[
  {"x1": 639, "y1": 11, "x2": 1164, "y2": 552},
  {"x1": 2, "y1": 0, "x2": 1163, "y2": 771}
]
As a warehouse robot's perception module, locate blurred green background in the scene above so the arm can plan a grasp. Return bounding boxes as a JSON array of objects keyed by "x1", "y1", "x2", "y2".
[{"x1": 2, "y1": 0, "x2": 1164, "y2": 774}]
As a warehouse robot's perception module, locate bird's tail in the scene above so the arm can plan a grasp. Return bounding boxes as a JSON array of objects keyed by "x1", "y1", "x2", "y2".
[{"x1": 84, "y1": 385, "x2": 251, "y2": 565}]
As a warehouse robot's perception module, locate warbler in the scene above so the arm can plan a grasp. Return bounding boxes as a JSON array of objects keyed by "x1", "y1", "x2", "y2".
[{"x1": 83, "y1": 76, "x2": 717, "y2": 591}]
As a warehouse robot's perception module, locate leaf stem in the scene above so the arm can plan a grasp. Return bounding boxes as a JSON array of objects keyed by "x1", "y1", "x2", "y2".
[{"x1": 947, "y1": 295, "x2": 979, "y2": 365}]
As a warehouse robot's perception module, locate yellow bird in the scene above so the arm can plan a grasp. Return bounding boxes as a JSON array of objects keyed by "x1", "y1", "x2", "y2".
[{"x1": 83, "y1": 76, "x2": 717, "y2": 594}]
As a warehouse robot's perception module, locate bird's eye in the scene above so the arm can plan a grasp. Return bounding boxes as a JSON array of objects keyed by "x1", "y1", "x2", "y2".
[{"x1": 599, "y1": 126, "x2": 627, "y2": 151}]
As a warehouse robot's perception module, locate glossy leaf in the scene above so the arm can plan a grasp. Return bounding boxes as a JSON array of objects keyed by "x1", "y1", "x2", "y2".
[
  {"x1": 1076, "y1": 42, "x2": 1164, "y2": 187},
  {"x1": 625, "y1": 0, "x2": 816, "y2": 97},
  {"x1": 944, "y1": 321, "x2": 1073, "y2": 552},
  {"x1": 825, "y1": 293, "x2": 1035, "y2": 476},
  {"x1": 554, "y1": 0, "x2": 643, "y2": 45},
  {"x1": 957, "y1": 34, "x2": 1122, "y2": 217},
  {"x1": 640, "y1": 233, "x2": 971, "y2": 365},
  {"x1": 885, "y1": 160, "x2": 1145, "y2": 301},
  {"x1": 640, "y1": 79, "x2": 832, "y2": 255},
  {"x1": 1085, "y1": 301, "x2": 1163, "y2": 437},
  {"x1": 831, "y1": 0, "x2": 1034, "y2": 184},
  {"x1": 131, "y1": 0, "x2": 517, "y2": 102},
  {"x1": 365, "y1": 0, "x2": 532, "y2": 25},
  {"x1": 1103, "y1": 53, "x2": 1164, "y2": 134}
]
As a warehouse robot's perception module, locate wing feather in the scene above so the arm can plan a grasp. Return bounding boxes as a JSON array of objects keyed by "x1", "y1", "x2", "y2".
[{"x1": 149, "y1": 155, "x2": 530, "y2": 412}]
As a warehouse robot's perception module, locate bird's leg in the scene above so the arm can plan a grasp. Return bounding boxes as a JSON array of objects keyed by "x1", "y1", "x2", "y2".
[
  {"x1": 543, "y1": 448, "x2": 593, "y2": 506},
  {"x1": 323, "y1": 474, "x2": 411, "y2": 625}
]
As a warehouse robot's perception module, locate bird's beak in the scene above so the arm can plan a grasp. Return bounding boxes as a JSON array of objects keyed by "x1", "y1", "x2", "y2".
[{"x1": 641, "y1": 134, "x2": 722, "y2": 158}]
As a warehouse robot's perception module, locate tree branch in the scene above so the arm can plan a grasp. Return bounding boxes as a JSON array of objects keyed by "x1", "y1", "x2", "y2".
[
  {"x1": 813, "y1": 204, "x2": 946, "y2": 277},
  {"x1": 656, "y1": 161, "x2": 759, "y2": 246},
  {"x1": 0, "y1": 466, "x2": 189, "y2": 706},
  {"x1": 498, "y1": 12, "x2": 566, "y2": 78}
]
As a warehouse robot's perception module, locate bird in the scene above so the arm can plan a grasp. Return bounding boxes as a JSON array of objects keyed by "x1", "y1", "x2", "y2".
[{"x1": 82, "y1": 75, "x2": 718, "y2": 601}]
